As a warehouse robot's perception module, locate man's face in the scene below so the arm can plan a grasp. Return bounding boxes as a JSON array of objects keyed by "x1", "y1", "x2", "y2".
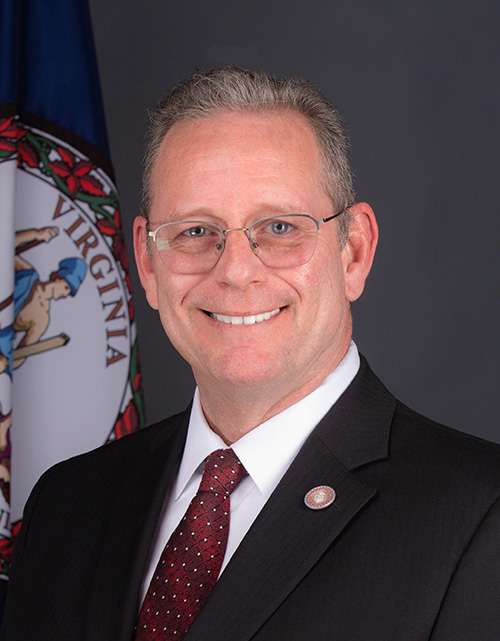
[
  {"x1": 135, "y1": 111, "x2": 371, "y2": 398},
  {"x1": 52, "y1": 279, "x2": 72, "y2": 300}
]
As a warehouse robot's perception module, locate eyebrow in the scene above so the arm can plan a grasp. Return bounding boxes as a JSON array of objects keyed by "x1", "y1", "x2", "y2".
[{"x1": 154, "y1": 203, "x2": 306, "y2": 225}]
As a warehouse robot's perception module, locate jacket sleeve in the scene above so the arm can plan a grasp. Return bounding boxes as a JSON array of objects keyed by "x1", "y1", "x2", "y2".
[
  {"x1": 0, "y1": 467, "x2": 53, "y2": 640},
  {"x1": 430, "y1": 493, "x2": 500, "y2": 639}
]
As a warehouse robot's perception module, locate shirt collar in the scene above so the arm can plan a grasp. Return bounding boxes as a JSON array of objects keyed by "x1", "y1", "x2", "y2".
[{"x1": 174, "y1": 341, "x2": 360, "y2": 500}]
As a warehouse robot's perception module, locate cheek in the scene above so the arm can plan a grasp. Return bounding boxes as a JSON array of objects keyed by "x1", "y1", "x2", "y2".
[
  {"x1": 298, "y1": 251, "x2": 346, "y2": 306},
  {"x1": 154, "y1": 275, "x2": 180, "y2": 323},
  {"x1": 153, "y1": 272, "x2": 202, "y2": 324},
  {"x1": 302, "y1": 260, "x2": 349, "y2": 333},
  {"x1": 154, "y1": 284, "x2": 188, "y2": 354}
]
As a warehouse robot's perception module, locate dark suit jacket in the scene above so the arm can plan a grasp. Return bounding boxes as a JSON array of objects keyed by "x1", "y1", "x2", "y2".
[{"x1": 2, "y1": 357, "x2": 500, "y2": 640}]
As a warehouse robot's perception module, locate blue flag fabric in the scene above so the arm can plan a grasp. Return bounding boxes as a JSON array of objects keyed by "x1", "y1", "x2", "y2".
[
  {"x1": 0, "y1": 0, "x2": 144, "y2": 614},
  {"x1": 0, "y1": 0, "x2": 109, "y2": 154}
]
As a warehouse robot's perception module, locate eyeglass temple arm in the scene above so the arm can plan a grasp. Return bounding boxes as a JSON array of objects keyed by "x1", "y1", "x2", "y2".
[{"x1": 321, "y1": 205, "x2": 353, "y2": 224}]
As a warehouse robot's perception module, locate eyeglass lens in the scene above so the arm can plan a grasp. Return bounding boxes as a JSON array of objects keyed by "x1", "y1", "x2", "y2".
[{"x1": 153, "y1": 214, "x2": 320, "y2": 273}]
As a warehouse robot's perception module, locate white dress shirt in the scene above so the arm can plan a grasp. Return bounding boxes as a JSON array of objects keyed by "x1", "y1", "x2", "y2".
[{"x1": 140, "y1": 342, "x2": 360, "y2": 601}]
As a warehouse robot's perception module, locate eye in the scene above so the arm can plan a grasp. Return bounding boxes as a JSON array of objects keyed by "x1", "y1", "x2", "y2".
[
  {"x1": 182, "y1": 225, "x2": 212, "y2": 238},
  {"x1": 264, "y1": 220, "x2": 294, "y2": 235}
]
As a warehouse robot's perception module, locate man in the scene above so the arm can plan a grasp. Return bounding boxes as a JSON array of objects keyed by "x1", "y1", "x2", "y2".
[
  {"x1": 0, "y1": 228, "x2": 86, "y2": 486},
  {"x1": 0, "y1": 227, "x2": 87, "y2": 375},
  {"x1": 2, "y1": 67, "x2": 499, "y2": 640}
]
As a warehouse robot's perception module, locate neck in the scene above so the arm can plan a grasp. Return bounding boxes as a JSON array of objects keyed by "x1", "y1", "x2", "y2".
[
  {"x1": 196, "y1": 342, "x2": 350, "y2": 445},
  {"x1": 36, "y1": 282, "x2": 52, "y2": 302}
]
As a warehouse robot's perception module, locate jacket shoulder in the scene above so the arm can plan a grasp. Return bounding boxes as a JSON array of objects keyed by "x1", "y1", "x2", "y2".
[
  {"x1": 24, "y1": 407, "x2": 190, "y2": 517},
  {"x1": 391, "y1": 400, "x2": 500, "y2": 492}
]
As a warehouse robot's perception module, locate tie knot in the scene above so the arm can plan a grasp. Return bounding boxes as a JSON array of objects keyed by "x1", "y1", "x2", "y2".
[{"x1": 199, "y1": 448, "x2": 247, "y2": 495}]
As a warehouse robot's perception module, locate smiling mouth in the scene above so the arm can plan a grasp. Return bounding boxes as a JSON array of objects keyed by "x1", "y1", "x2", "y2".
[{"x1": 208, "y1": 308, "x2": 282, "y2": 326}]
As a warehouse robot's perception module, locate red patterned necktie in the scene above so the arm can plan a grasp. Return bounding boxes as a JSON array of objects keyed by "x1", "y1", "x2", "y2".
[{"x1": 135, "y1": 448, "x2": 247, "y2": 640}]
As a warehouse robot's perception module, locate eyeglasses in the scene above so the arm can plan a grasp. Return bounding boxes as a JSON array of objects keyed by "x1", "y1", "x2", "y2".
[{"x1": 148, "y1": 208, "x2": 350, "y2": 274}]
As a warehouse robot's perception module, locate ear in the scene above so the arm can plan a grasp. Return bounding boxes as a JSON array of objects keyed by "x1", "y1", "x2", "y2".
[
  {"x1": 341, "y1": 202, "x2": 378, "y2": 302},
  {"x1": 133, "y1": 216, "x2": 159, "y2": 310}
]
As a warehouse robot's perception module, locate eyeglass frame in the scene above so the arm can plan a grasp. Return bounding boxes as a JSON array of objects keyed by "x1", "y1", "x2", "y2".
[{"x1": 147, "y1": 206, "x2": 352, "y2": 269}]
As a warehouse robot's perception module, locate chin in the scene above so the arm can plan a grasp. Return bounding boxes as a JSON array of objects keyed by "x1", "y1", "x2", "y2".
[{"x1": 200, "y1": 349, "x2": 283, "y2": 388}]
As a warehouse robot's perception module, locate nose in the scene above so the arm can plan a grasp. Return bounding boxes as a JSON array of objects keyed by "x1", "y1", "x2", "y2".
[{"x1": 213, "y1": 228, "x2": 264, "y2": 287}]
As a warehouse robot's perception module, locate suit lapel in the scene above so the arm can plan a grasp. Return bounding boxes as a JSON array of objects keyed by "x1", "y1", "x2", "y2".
[
  {"x1": 185, "y1": 358, "x2": 396, "y2": 641},
  {"x1": 85, "y1": 408, "x2": 190, "y2": 641}
]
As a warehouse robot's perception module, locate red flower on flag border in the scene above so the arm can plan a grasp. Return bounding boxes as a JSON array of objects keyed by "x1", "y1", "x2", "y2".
[
  {"x1": 0, "y1": 520, "x2": 22, "y2": 570},
  {"x1": 52, "y1": 147, "x2": 105, "y2": 198},
  {"x1": 0, "y1": 116, "x2": 19, "y2": 138},
  {"x1": 17, "y1": 138, "x2": 39, "y2": 169},
  {"x1": 0, "y1": 117, "x2": 19, "y2": 156},
  {"x1": 0, "y1": 117, "x2": 39, "y2": 168}
]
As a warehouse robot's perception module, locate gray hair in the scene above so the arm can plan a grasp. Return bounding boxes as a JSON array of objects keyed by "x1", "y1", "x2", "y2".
[{"x1": 142, "y1": 66, "x2": 355, "y2": 246}]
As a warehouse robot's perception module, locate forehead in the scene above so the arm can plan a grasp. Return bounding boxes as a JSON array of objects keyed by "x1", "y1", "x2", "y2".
[
  {"x1": 149, "y1": 110, "x2": 328, "y2": 216},
  {"x1": 54, "y1": 278, "x2": 70, "y2": 290},
  {"x1": 157, "y1": 109, "x2": 321, "y2": 161}
]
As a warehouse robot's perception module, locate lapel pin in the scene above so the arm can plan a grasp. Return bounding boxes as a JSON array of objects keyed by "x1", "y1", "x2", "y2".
[{"x1": 304, "y1": 485, "x2": 336, "y2": 510}]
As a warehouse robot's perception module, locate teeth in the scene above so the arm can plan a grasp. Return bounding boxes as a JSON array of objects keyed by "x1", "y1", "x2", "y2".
[{"x1": 210, "y1": 308, "x2": 281, "y2": 325}]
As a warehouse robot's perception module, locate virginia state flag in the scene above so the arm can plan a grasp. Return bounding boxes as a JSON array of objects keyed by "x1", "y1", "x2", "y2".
[{"x1": 0, "y1": 0, "x2": 144, "y2": 604}]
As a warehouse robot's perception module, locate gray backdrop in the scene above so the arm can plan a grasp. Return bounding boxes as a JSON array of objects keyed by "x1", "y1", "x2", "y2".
[{"x1": 88, "y1": 0, "x2": 499, "y2": 443}]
